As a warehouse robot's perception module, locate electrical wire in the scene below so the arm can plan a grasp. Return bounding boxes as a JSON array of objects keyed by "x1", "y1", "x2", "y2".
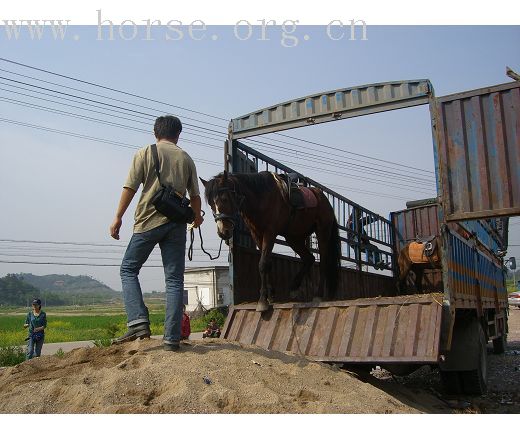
[
  {"x1": 0, "y1": 84, "x2": 435, "y2": 187},
  {"x1": 0, "y1": 57, "x2": 436, "y2": 176}
]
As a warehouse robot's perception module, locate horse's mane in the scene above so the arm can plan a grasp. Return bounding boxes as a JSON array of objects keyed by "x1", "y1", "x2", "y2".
[{"x1": 204, "y1": 171, "x2": 276, "y2": 203}]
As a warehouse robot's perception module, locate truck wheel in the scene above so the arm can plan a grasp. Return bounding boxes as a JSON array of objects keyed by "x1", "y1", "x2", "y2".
[
  {"x1": 492, "y1": 333, "x2": 507, "y2": 354},
  {"x1": 440, "y1": 371, "x2": 462, "y2": 394},
  {"x1": 460, "y1": 323, "x2": 488, "y2": 395}
]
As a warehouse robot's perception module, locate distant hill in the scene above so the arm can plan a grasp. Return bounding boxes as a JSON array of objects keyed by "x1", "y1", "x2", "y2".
[
  {"x1": 18, "y1": 273, "x2": 116, "y2": 296},
  {"x1": 0, "y1": 274, "x2": 119, "y2": 307},
  {"x1": 0, "y1": 274, "x2": 41, "y2": 306}
]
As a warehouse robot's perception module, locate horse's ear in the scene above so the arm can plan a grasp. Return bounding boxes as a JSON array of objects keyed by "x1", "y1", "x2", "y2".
[
  {"x1": 223, "y1": 170, "x2": 228, "y2": 182},
  {"x1": 199, "y1": 177, "x2": 208, "y2": 188}
]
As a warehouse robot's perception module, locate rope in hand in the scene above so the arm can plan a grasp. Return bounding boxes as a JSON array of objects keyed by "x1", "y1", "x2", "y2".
[{"x1": 187, "y1": 210, "x2": 224, "y2": 261}]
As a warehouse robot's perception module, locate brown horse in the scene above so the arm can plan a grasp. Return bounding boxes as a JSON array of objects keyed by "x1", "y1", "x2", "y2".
[
  {"x1": 397, "y1": 236, "x2": 442, "y2": 294},
  {"x1": 201, "y1": 171, "x2": 341, "y2": 312}
]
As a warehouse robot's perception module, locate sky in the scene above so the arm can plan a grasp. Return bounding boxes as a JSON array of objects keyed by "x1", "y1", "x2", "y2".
[{"x1": 0, "y1": 25, "x2": 519, "y2": 291}]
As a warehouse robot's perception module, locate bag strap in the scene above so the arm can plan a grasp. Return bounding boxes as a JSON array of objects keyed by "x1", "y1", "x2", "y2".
[{"x1": 150, "y1": 144, "x2": 165, "y2": 188}]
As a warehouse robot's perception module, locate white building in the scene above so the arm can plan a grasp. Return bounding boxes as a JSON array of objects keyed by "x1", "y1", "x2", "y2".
[{"x1": 183, "y1": 266, "x2": 230, "y2": 312}]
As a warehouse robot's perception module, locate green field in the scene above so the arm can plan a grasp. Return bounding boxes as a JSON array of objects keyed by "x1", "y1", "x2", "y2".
[{"x1": 0, "y1": 305, "x2": 213, "y2": 347}]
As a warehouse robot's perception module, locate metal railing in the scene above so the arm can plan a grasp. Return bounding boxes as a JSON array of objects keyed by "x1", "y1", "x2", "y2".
[{"x1": 228, "y1": 140, "x2": 394, "y2": 271}]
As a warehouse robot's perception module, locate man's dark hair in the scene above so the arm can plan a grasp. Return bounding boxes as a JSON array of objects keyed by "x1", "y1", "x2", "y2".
[{"x1": 154, "y1": 115, "x2": 182, "y2": 140}]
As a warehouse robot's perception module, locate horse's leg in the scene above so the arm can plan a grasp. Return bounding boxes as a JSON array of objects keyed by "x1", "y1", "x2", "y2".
[
  {"x1": 286, "y1": 236, "x2": 315, "y2": 299},
  {"x1": 256, "y1": 234, "x2": 276, "y2": 312},
  {"x1": 415, "y1": 266, "x2": 425, "y2": 294},
  {"x1": 397, "y1": 253, "x2": 412, "y2": 294}
]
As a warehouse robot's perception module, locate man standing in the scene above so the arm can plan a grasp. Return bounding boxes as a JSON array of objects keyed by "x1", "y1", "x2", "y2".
[{"x1": 110, "y1": 115, "x2": 203, "y2": 351}]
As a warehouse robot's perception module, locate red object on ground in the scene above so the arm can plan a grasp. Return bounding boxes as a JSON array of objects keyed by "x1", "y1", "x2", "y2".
[{"x1": 181, "y1": 313, "x2": 191, "y2": 339}]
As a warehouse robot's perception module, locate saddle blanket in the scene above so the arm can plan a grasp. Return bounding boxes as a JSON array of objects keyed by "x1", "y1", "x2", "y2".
[
  {"x1": 298, "y1": 186, "x2": 318, "y2": 208},
  {"x1": 271, "y1": 172, "x2": 318, "y2": 209},
  {"x1": 409, "y1": 241, "x2": 439, "y2": 264}
]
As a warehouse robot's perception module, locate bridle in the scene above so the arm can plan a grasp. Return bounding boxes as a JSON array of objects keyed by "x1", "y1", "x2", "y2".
[{"x1": 212, "y1": 184, "x2": 245, "y2": 228}]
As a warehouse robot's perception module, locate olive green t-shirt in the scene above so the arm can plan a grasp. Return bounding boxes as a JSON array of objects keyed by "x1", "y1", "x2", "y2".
[{"x1": 124, "y1": 140, "x2": 200, "y2": 233}]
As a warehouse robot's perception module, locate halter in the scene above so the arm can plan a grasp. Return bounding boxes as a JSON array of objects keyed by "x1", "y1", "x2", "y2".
[{"x1": 212, "y1": 185, "x2": 245, "y2": 226}]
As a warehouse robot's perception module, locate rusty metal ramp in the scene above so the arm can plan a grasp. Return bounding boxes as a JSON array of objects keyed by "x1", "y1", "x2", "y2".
[{"x1": 222, "y1": 294, "x2": 444, "y2": 364}]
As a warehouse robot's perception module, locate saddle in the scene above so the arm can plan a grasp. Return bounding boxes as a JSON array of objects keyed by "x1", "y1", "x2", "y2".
[
  {"x1": 409, "y1": 235, "x2": 439, "y2": 263},
  {"x1": 274, "y1": 173, "x2": 317, "y2": 209}
]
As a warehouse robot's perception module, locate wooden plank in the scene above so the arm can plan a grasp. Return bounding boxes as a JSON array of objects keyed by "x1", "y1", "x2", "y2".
[
  {"x1": 298, "y1": 308, "x2": 319, "y2": 355},
  {"x1": 360, "y1": 306, "x2": 378, "y2": 358},
  {"x1": 327, "y1": 307, "x2": 348, "y2": 357},
  {"x1": 273, "y1": 309, "x2": 298, "y2": 352},
  {"x1": 241, "y1": 312, "x2": 262, "y2": 346},
  {"x1": 266, "y1": 294, "x2": 439, "y2": 310},
  {"x1": 430, "y1": 305, "x2": 443, "y2": 358},
  {"x1": 338, "y1": 307, "x2": 358, "y2": 357},
  {"x1": 415, "y1": 304, "x2": 432, "y2": 358},
  {"x1": 257, "y1": 309, "x2": 280, "y2": 350},
  {"x1": 425, "y1": 301, "x2": 441, "y2": 358},
  {"x1": 370, "y1": 304, "x2": 388, "y2": 358},
  {"x1": 392, "y1": 305, "x2": 408, "y2": 358},
  {"x1": 221, "y1": 306, "x2": 235, "y2": 338},
  {"x1": 404, "y1": 303, "x2": 420, "y2": 358},
  {"x1": 227, "y1": 309, "x2": 246, "y2": 342},
  {"x1": 381, "y1": 305, "x2": 398, "y2": 356},
  {"x1": 316, "y1": 308, "x2": 339, "y2": 357}
]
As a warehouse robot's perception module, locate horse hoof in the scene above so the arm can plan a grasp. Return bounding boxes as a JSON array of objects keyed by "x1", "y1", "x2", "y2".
[{"x1": 256, "y1": 301, "x2": 269, "y2": 312}]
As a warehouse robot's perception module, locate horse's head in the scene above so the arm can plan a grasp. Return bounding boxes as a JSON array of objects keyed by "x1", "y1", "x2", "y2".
[{"x1": 200, "y1": 171, "x2": 244, "y2": 241}]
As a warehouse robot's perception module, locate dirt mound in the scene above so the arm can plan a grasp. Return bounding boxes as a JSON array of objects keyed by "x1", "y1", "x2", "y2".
[{"x1": 0, "y1": 339, "x2": 424, "y2": 413}]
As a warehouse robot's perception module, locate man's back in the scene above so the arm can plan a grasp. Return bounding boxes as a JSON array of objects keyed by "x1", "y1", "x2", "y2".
[{"x1": 124, "y1": 140, "x2": 200, "y2": 233}]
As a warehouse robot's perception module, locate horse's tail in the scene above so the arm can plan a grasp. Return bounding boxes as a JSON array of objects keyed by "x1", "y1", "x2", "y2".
[{"x1": 326, "y1": 217, "x2": 341, "y2": 296}]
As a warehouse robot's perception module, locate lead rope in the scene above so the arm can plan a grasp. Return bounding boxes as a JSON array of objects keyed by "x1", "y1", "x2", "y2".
[{"x1": 187, "y1": 210, "x2": 224, "y2": 261}]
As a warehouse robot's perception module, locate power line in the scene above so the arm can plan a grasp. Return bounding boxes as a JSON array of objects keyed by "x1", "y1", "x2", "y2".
[
  {"x1": 0, "y1": 117, "x2": 432, "y2": 195},
  {"x1": 0, "y1": 95, "x2": 225, "y2": 151},
  {"x1": 0, "y1": 238, "x2": 127, "y2": 247},
  {"x1": 0, "y1": 58, "x2": 227, "y2": 122},
  {"x1": 239, "y1": 137, "x2": 435, "y2": 186},
  {"x1": 0, "y1": 254, "x2": 225, "y2": 264},
  {"x1": 0, "y1": 57, "x2": 436, "y2": 176},
  {"x1": 0, "y1": 238, "x2": 223, "y2": 247},
  {"x1": 0, "y1": 83, "x2": 435, "y2": 187},
  {"x1": 274, "y1": 132, "x2": 435, "y2": 175},
  {"x1": 0, "y1": 117, "x2": 222, "y2": 167},
  {"x1": 0, "y1": 67, "x2": 227, "y2": 129},
  {"x1": 0, "y1": 245, "x2": 226, "y2": 254},
  {"x1": 0, "y1": 259, "x2": 164, "y2": 267},
  {"x1": 0, "y1": 259, "x2": 229, "y2": 267}
]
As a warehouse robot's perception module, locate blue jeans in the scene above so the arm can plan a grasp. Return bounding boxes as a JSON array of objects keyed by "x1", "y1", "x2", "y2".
[
  {"x1": 120, "y1": 221, "x2": 186, "y2": 345},
  {"x1": 26, "y1": 334, "x2": 44, "y2": 360}
]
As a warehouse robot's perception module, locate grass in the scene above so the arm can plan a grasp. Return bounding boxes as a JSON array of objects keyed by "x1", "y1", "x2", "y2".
[
  {"x1": 0, "y1": 346, "x2": 25, "y2": 366},
  {"x1": 0, "y1": 313, "x2": 166, "y2": 346},
  {"x1": 0, "y1": 307, "x2": 226, "y2": 347},
  {"x1": 0, "y1": 304, "x2": 228, "y2": 367},
  {"x1": 55, "y1": 348, "x2": 65, "y2": 358}
]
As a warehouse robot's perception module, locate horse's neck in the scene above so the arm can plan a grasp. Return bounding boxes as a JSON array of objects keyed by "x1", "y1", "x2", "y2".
[{"x1": 234, "y1": 177, "x2": 274, "y2": 229}]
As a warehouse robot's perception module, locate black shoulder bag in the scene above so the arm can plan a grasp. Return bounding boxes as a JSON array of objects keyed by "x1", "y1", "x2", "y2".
[{"x1": 149, "y1": 144, "x2": 195, "y2": 224}]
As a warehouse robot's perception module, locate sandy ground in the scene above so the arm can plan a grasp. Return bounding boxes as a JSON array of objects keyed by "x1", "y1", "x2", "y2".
[
  {"x1": 0, "y1": 337, "x2": 439, "y2": 414},
  {"x1": 0, "y1": 311, "x2": 518, "y2": 414}
]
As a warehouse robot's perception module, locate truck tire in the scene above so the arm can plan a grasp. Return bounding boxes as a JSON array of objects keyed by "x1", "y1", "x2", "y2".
[
  {"x1": 460, "y1": 323, "x2": 488, "y2": 395},
  {"x1": 492, "y1": 333, "x2": 507, "y2": 354},
  {"x1": 440, "y1": 371, "x2": 463, "y2": 394}
]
